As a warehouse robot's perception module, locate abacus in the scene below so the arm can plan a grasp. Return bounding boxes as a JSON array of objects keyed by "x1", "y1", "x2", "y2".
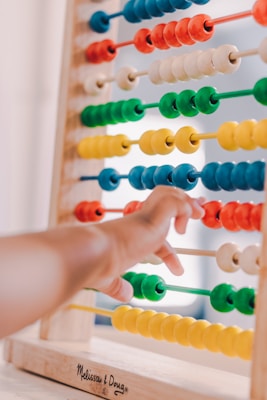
[{"x1": 4, "y1": 0, "x2": 267, "y2": 399}]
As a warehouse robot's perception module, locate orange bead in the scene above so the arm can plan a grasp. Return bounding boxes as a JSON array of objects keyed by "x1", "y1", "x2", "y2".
[
  {"x1": 220, "y1": 201, "x2": 241, "y2": 232},
  {"x1": 250, "y1": 203, "x2": 262, "y2": 231},
  {"x1": 133, "y1": 28, "x2": 155, "y2": 54},
  {"x1": 98, "y1": 39, "x2": 117, "y2": 62},
  {"x1": 175, "y1": 18, "x2": 196, "y2": 46},
  {"x1": 252, "y1": 0, "x2": 267, "y2": 26},
  {"x1": 163, "y1": 21, "x2": 182, "y2": 48},
  {"x1": 74, "y1": 201, "x2": 105, "y2": 223},
  {"x1": 85, "y1": 42, "x2": 102, "y2": 63},
  {"x1": 123, "y1": 200, "x2": 143, "y2": 215},
  {"x1": 150, "y1": 24, "x2": 170, "y2": 50},
  {"x1": 201, "y1": 201, "x2": 223, "y2": 229},
  {"x1": 234, "y1": 203, "x2": 255, "y2": 231},
  {"x1": 188, "y1": 14, "x2": 214, "y2": 42}
]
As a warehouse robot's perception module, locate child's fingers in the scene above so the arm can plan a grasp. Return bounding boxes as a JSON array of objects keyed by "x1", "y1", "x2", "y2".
[
  {"x1": 155, "y1": 240, "x2": 184, "y2": 276},
  {"x1": 96, "y1": 277, "x2": 133, "y2": 302}
]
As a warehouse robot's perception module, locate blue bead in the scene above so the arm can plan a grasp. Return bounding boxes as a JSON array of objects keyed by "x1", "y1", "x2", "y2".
[
  {"x1": 123, "y1": 1, "x2": 142, "y2": 22},
  {"x1": 153, "y1": 165, "x2": 174, "y2": 186},
  {"x1": 89, "y1": 11, "x2": 110, "y2": 33},
  {"x1": 134, "y1": 0, "x2": 152, "y2": 19},
  {"x1": 144, "y1": 0, "x2": 164, "y2": 17},
  {"x1": 231, "y1": 161, "x2": 250, "y2": 190},
  {"x1": 201, "y1": 162, "x2": 221, "y2": 191},
  {"x1": 191, "y1": 0, "x2": 209, "y2": 4},
  {"x1": 172, "y1": 164, "x2": 198, "y2": 190},
  {"x1": 98, "y1": 168, "x2": 120, "y2": 191},
  {"x1": 156, "y1": 0, "x2": 176, "y2": 12},
  {"x1": 141, "y1": 166, "x2": 157, "y2": 189},
  {"x1": 246, "y1": 160, "x2": 265, "y2": 191},
  {"x1": 128, "y1": 166, "x2": 146, "y2": 190},
  {"x1": 169, "y1": 0, "x2": 192, "y2": 9},
  {"x1": 215, "y1": 162, "x2": 236, "y2": 191}
]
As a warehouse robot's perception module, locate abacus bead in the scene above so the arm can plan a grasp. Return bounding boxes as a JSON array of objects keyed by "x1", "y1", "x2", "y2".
[
  {"x1": 124, "y1": 308, "x2": 144, "y2": 334},
  {"x1": 239, "y1": 244, "x2": 260, "y2": 275},
  {"x1": 216, "y1": 242, "x2": 241, "y2": 273},
  {"x1": 123, "y1": 1, "x2": 142, "y2": 22},
  {"x1": 171, "y1": 55, "x2": 190, "y2": 81},
  {"x1": 174, "y1": 317, "x2": 195, "y2": 346},
  {"x1": 246, "y1": 160, "x2": 265, "y2": 191},
  {"x1": 151, "y1": 128, "x2": 175, "y2": 154},
  {"x1": 202, "y1": 323, "x2": 225, "y2": 353},
  {"x1": 253, "y1": 119, "x2": 267, "y2": 148},
  {"x1": 250, "y1": 203, "x2": 262, "y2": 230},
  {"x1": 163, "y1": 21, "x2": 182, "y2": 47},
  {"x1": 194, "y1": 86, "x2": 219, "y2": 114},
  {"x1": 253, "y1": 77, "x2": 267, "y2": 105},
  {"x1": 183, "y1": 51, "x2": 204, "y2": 79},
  {"x1": 153, "y1": 165, "x2": 174, "y2": 186},
  {"x1": 110, "y1": 101, "x2": 128, "y2": 123},
  {"x1": 85, "y1": 200, "x2": 105, "y2": 222},
  {"x1": 151, "y1": 24, "x2": 170, "y2": 50},
  {"x1": 99, "y1": 39, "x2": 117, "y2": 62},
  {"x1": 98, "y1": 168, "x2": 121, "y2": 191},
  {"x1": 174, "y1": 126, "x2": 200, "y2": 154},
  {"x1": 159, "y1": 57, "x2": 177, "y2": 83},
  {"x1": 192, "y1": 0, "x2": 209, "y2": 4},
  {"x1": 210, "y1": 283, "x2": 236, "y2": 313},
  {"x1": 187, "y1": 320, "x2": 210, "y2": 350},
  {"x1": 169, "y1": 0, "x2": 192, "y2": 9},
  {"x1": 123, "y1": 271, "x2": 136, "y2": 284},
  {"x1": 217, "y1": 121, "x2": 239, "y2": 151},
  {"x1": 200, "y1": 162, "x2": 221, "y2": 191},
  {"x1": 201, "y1": 201, "x2": 223, "y2": 229},
  {"x1": 89, "y1": 11, "x2": 110, "y2": 34},
  {"x1": 136, "y1": 310, "x2": 157, "y2": 338},
  {"x1": 141, "y1": 166, "x2": 157, "y2": 189},
  {"x1": 218, "y1": 326, "x2": 241, "y2": 357},
  {"x1": 175, "y1": 18, "x2": 196, "y2": 45},
  {"x1": 148, "y1": 60, "x2": 164, "y2": 85},
  {"x1": 141, "y1": 275, "x2": 167, "y2": 301},
  {"x1": 128, "y1": 166, "x2": 146, "y2": 190},
  {"x1": 112, "y1": 305, "x2": 132, "y2": 331},
  {"x1": 84, "y1": 72, "x2": 107, "y2": 95},
  {"x1": 252, "y1": 0, "x2": 267, "y2": 26},
  {"x1": 111, "y1": 134, "x2": 131, "y2": 157},
  {"x1": 159, "y1": 92, "x2": 180, "y2": 118},
  {"x1": 85, "y1": 42, "x2": 102, "y2": 64},
  {"x1": 116, "y1": 66, "x2": 140, "y2": 90},
  {"x1": 215, "y1": 162, "x2": 236, "y2": 191},
  {"x1": 172, "y1": 163, "x2": 198, "y2": 190},
  {"x1": 188, "y1": 14, "x2": 214, "y2": 42},
  {"x1": 139, "y1": 130, "x2": 157, "y2": 155},
  {"x1": 161, "y1": 315, "x2": 182, "y2": 342},
  {"x1": 130, "y1": 273, "x2": 148, "y2": 299},
  {"x1": 234, "y1": 119, "x2": 257, "y2": 150},
  {"x1": 197, "y1": 48, "x2": 216, "y2": 76},
  {"x1": 134, "y1": 0, "x2": 152, "y2": 19},
  {"x1": 123, "y1": 200, "x2": 143, "y2": 215},
  {"x1": 157, "y1": 0, "x2": 176, "y2": 12},
  {"x1": 235, "y1": 330, "x2": 253, "y2": 361},
  {"x1": 234, "y1": 288, "x2": 255, "y2": 315},
  {"x1": 258, "y1": 37, "x2": 267, "y2": 63},
  {"x1": 230, "y1": 161, "x2": 250, "y2": 190},
  {"x1": 145, "y1": 0, "x2": 164, "y2": 17},
  {"x1": 121, "y1": 98, "x2": 145, "y2": 122},
  {"x1": 212, "y1": 45, "x2": 241, "y2": 74},
  {"x1": 176, "y1": 90, "x2": 199, "y2": 117},
  {"x1": 77, "y1": 138, "x2": 92, "y2": 159},
  {"x1": 134, "y1": 28, "x2": 155, "y2": 54},
  {"x1": 148, "y1": 313, "x2": 169, "y2": 340},
  {"x1": 234, "y1": 202, "x2": 255, "y2": 231},
  {"x1": 220, "y1": 201, "x2": 241, "y2": 231}
]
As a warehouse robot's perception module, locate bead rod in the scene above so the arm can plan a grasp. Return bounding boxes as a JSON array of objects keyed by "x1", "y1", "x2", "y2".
[
  {"x1": 230, "y1": 48, "x2": 259, "y2": 61},
  {"x1": 158, "y1": 283, "x2": 211, "y2": 296},
  {"x1": 174, "y1": 247, "x2": 216, "y2": 257},
  {"x1": 205, "y1": 10, "x2": 252, "y2": 28},
  {"x1": 69, "y1": 304, "x2": 113, "y2": 318}
]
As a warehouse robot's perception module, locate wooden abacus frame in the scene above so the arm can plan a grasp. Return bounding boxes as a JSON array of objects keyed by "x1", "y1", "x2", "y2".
[{"x1": 3, "y1": 0, "x2": 267, "y2": 399}]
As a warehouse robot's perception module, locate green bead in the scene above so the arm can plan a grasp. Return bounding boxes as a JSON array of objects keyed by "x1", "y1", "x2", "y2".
[
  {"x1": 233, "y1": 288, "x2": 255, "y2": 315},
  {"x1": 80, "y1": 106, "x2": 98, "y2": 127},
  {"x1": 121, "y1": 98, "x2": 145, "y2": 122},
  {"x1": 123, "y1": 271, "x2": 136, "y2": 284},
  {"x1": 101, "y1": 102, "x2": 118, "y2": 125},
  {"x1": 210, "y1": 283, "x2": 236, "y2": 313},
  {"x1": 141, "y1": 274, "x2": 166, "y2": 301},
  {"x1": 158, "y1": 92, "x2": 180, "y2": 119},
  {"x1": 131, "y1": 273, "x2": 148, "y2": 299},
  {"x1": 110, "y1": 101, "x2": 128, "y2": 123},
  {"x1": 253, "y1": 78, "x2": 267, "y2": 105},
  {"x1": 176, "y1": 90, "x2": 199, "y2": 117},
  {"x1": 194, "y1": 86, "x2": 220, "y2": 114}
]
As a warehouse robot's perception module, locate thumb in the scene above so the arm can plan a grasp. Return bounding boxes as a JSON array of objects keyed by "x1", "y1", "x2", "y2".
[{"x1": 96, "y1": 277, "x2": 133, "y2": 303}]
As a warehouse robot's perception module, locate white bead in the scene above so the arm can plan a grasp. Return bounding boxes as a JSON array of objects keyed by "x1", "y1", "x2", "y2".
[
  {"x1": 148, "y1": 60, "x2": 164, "y2": 85},
  {"x1": 212, "y1": 44, "x2": 241, "y2": 74},
  {"x1": 140, "y1": 254, "x2": 162, "y2": 265},
  {"x1": 115, "y1": 66, "x2": 140, "y2": 90},
  {"x1": 197, "y1": 48, "x2": 216, "y2": 76},
  {"x1": 159, "y1": 57, "x2": 177, "y2": 83},
  {"x1": 171, "y1": 54, "x2": 190, "y2": 81},
  {"x1": 239, "y1": 244, "x2": 260, "y2": 275},
  {"x1": 84, "y1": 72, "x2": 107, "y2": 95},
  {"x1": 258, "y1": 37, "x2": 267, "y2": 63},
  {"x1": 216, "y1": 242, "x2": 240, "y2": 273},
  {"x1": 183, "y1": 50, "x2": 204, "y2": 80}
]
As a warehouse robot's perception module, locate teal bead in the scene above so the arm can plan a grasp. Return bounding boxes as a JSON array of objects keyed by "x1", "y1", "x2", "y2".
[
  {"x1": 201, "y1": 162, "x2": 221, "y2": 191},
  {"x1": 233, "y1": 288, "x2": 255, "y2": 315},
  {"x1": 121, "y1": 98, "x2": 145, "y2": 122},
  {"x1": 231, "y1": 161, "x2": 250, "y2": 190},
  {"x1": 158, "y1": 92, "x2": 180, "y2": 118},
  {"x1": 153, "y1": 165, "x2": 174, "y2": 186},
  {"x1": 131, "y1": 273, "x2": 148, "y2": 299},
  {"x1": 210, "y1": 283, "x2": 236, "y2": 313},
  {"x1": 172, "y1": 163, "x2": 198, "y2": 190},
  {"x1": 215, "y1": 162, "x2": 236, "y2": 191},
  {"x1": 141, "y1": 274, "x2": 167, "y2": 301},
  {"x1": 128, "y1": 166, "x2": 146, "y2": 190},
  {"x1": 110, "y1": 101, "x2": 129, "y2": 123},
  {"x1": 98, "y1": 168, "x2": 121, "y2": 191},
  {"x1": 253, "y1": 78, "x2": 267, "y2": 105},
  {"x1": 176, "y1": 90, "x2": 199, "y2": 117},
  {"x1": 246, "y1": 160, "x2": 265, "y2": 191},
  {"x1": 141, "y1": 165, "x2": 157, "y2": 189},
  {"x1": 194, "y1": 86, "x2": 220, "y2": 114}
]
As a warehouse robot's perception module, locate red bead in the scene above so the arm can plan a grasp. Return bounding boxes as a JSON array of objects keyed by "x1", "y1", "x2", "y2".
[
  {"x1": 163, "y1": 21, "x2": 182, "y2": 47},
  {"x1": 201, "y1": 201, "x2": 223, "y2": 229},
  {"x1": 175, "y1": 18, "x2": 196, "y2": 46},
  {"x1": 85, "y1": 42, "x2": 102, "y2": 63},
  {"x1": 188, "y1": 14, "x2": 214, "y2": 42},
  {"x1": 74, "y1": 201, "x2": 105, "y2": 222},
  {"x1": 98, "y1": 39, "x2": 117, "y2": 62},
  {"x1": 134, "y1": 28, "x2": 155, "y2": 54},
  {"x1": 150, "y1": 24, "x2": 170, "y2": 50},
  {"x1": 250, "y1": 203, "x2": 262, "y2": 231},
  {"x1": 123, "y1": 201, "x2": 143, "y2": 215},
  {"x1": 234, "y1": 203, "x2": 255, "y2": 231},
  {"x1": 220, "y1": 201, "x2": 241, "y2": 231},
  {"x1": 252, "y1": 0, "x2": 267, "y2": 26}
]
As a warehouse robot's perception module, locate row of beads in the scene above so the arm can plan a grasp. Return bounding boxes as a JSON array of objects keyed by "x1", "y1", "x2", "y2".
[
  {"x1": 122, "y1": 272, "x2": 256, "y2": 315},
  {"x1": 111, "y1": 305, "x2": 253, "y2": 360},
  {"x1": 81, "y1": 78, "x2": 267, "y2": 127},
  {"x1": 77, "y1": 120, "x2": 267, "y2": 160},
  {"x1": 79, "y1": 160, "x2": 265, "y2": 192},
  {"x1": 89, "y1": 0, "x2": 210, "y2": 33}
]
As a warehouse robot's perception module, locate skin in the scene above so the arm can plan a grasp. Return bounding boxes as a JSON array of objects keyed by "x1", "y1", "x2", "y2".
[{"x1": 0, "y1": 186, "x2": 205, "y2": 339}]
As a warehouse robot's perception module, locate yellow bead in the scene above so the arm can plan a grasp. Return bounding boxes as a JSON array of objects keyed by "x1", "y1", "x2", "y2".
[
  {"x1": 253, "y1": 119, "x2": 267, "y2": 148},
  {"x1": 174, "y1": 317, "x2": 195, "y2": 346},
  {"x1": 202, "y1": 323, "x2": 225, "y2": 353},
  {"x1": 139, "y1": 130, "x2": 157, "y2": 155},
  {"x1": 94, "y1": 136, "x2": 111, "y2": 158},
  {"x1": 217, "y1": 326, "x2": 242, "y2": 357},
  {"x1": 217, "y1": 121, "x2": 239, "y2": 151},
  {"x1": 234, "y1": 329, "x2": 253, "y2": 361},
  {"x1": 150, "y1": 128, "x2": 175, "y2": 155},
  {"x1": 112, "y1": 305, "x2": 132, "y2": 331},
  {"x1": 174, "y1": 126, "x2": 200, "y2": 154},
  {"x1": 187, "y1": 320, "x2": 211, "y2": 350},
  {"x1": 234, "y1": 120, "x2": 257, "y2": 150},
  {"x1": 136, "y1": 310, "x2": 157, "y2": 338},
  {"x1": 148, "y1": 312, "x2": 169, "y2": 341},
  {"x1": 77, "y1": 137, "x2": 93, "y2": 158},
  {"x1": 111, "y1": 134, "x2": 131, "y2": 157},
  {"x1": 161, "y1": 314, "x2": 182, "y2": 342},
  {"x1": 123, "y1": 308, "x2": 144, "y2": 334}
]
